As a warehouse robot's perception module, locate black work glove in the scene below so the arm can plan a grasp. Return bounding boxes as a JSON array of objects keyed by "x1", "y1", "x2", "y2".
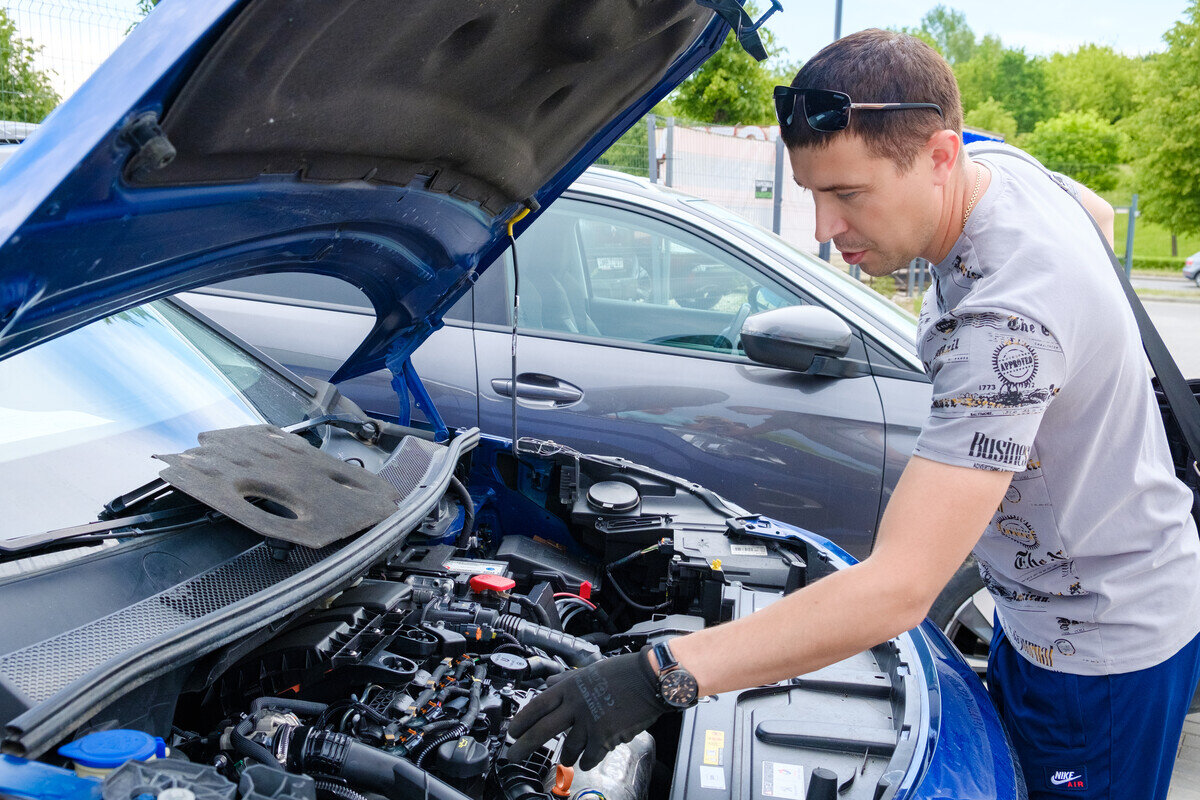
[{"x1": 505, "y1": 647, "x2": 672, "y2": 770}]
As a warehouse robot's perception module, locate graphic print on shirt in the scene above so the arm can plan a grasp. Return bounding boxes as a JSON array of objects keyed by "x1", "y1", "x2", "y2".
[
  {"x1": 976, "y1": 457, "x2": 1100, "y2": 665},
  {"x1": 979, "y1": 454, "x2": 1084, "y2": 595},
  {"x1": 948, "y1": 253, "x2": 984, "y2": 290},
  {"x1": 927, "y1": 313, "x2": 1063, "y2": 416}
]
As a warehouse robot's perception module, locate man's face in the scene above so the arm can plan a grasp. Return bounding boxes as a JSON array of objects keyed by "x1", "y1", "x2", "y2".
[{"x1": 788, "y1": 134, "x2": 942, "y2": 277}]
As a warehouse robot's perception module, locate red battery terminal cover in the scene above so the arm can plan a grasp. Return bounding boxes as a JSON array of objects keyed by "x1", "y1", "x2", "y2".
[{"x1": 469, "y1": 574, "x2": 516, "y2": 594}]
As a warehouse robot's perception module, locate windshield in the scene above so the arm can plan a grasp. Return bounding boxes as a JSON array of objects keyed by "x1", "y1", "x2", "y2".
[
  {"x1": 0, "y1": 301, "x2": 315, "y2": 537},
  {"x1": 683, "y1": 198, "x2": 920, "y2": 353}
]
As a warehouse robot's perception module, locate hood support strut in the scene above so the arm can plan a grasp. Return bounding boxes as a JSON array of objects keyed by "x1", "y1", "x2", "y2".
[{"x1": 389, "y1": 357, "x2": 448, "y2": 443}]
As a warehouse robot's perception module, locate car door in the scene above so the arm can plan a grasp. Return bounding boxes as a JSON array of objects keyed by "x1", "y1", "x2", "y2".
[
  {"x1": 472, "y1": 196, "x2": 887, "y2": 558},
  {"x1": 178, "y1": 273, "x2": 478, "y2": 430}
]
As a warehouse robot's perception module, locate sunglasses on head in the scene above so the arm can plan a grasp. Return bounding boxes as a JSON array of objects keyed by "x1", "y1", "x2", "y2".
[{"x1": 773, "y1": 86, "x2": 944, "y2": 133}]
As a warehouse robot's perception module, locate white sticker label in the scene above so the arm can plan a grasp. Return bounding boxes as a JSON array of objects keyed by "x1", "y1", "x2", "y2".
[
  {"x1": 699, "y1": 766, "x2": 726, "y2": 790},
  {"x1": 443, "y1": 560, "x2": 502, "y2": 574},
  {"x1": 729, "y1": 544, "x2": 769, "y2": 557},
  {"x1": 762, "y1": 761, "x2": 803, "y2": 798}
]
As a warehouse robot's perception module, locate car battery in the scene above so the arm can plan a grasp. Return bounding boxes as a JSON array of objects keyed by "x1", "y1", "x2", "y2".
[{"x1": 672, "y1": 529, "x2": 806, "y2": 593}]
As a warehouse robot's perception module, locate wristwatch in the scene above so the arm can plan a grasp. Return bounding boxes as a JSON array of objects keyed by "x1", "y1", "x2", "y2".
[{"x1": 649, "y1": 641, "x2": 699, "y2": 709}]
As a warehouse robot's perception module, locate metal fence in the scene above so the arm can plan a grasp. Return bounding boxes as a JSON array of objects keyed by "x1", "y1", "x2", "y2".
[
  {"x1": 597, "y1": 114, "x2": 825, "y2": 263},
  {"x1": 593, "y1": 115, "x2": 927, "y2": 294},
  {"x1": 0, "y1": 0, "x2": 140, "y2": 131}
]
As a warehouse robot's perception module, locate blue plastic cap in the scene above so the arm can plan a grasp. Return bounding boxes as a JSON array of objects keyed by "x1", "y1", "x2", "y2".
[{"x1": 57, "y1": 730, "x2": 159, "y2": 769}]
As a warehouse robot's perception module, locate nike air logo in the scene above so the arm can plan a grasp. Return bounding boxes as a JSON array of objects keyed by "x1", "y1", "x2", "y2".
[{"x1": 1051, "y1": 771, "x2": 1082, "y2": 785}]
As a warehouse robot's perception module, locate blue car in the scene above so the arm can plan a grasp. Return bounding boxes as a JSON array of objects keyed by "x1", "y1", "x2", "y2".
[{"x1": 0, "y1": 2, "x2": 1021, "y2": 799}]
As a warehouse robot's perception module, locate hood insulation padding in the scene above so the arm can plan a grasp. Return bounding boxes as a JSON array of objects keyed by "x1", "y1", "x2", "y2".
[
  {"x1": 155, "y1": 426, "x2": 402, "y2": 549},
  {"x1": 133, "y1": 0, "x2": 713, "y2": 216}
]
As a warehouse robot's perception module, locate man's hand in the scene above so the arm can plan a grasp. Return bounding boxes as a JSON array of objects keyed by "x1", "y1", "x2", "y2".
[{"x1": 505, "y1": 648, "x2": 671, "y2": 770}]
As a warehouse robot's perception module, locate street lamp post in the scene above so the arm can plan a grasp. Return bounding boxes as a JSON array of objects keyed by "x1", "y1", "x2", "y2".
[{"x1": 818, "y1": 0, "x2": 845, "y2": 269}]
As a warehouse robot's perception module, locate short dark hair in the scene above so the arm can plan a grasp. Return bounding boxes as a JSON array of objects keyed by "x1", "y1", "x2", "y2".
[{"x1": 780, "y1": 29, "x2": 963, "y2": 170}]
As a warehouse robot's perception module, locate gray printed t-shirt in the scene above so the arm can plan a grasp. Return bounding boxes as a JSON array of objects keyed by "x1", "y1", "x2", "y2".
[{"x1": 914, "y1": 142, "x2": 1200, "y2": 675}]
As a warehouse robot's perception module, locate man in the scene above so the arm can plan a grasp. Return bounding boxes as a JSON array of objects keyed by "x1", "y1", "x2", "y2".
[{"x1": 507, "y1": 29, "x2": 1200, "y2": 798}]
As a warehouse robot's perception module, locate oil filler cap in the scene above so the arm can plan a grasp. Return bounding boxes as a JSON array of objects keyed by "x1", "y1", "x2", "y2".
[
  {"x1": 586, "y1": 481, "x2": 640, "y2": 512},
  {"x1": 488, "y1": 651, "x2": 530, "y2": 682}
]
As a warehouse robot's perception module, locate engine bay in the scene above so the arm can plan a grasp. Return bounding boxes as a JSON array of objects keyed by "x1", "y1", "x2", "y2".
[{"x1": 0, "y1": 427, "x2": 925, "y2": 800}]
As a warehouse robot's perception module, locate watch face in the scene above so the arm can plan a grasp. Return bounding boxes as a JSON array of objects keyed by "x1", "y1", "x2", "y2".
[{"x1": 659, "y1": 669, "x2": 699, "y2": 708}]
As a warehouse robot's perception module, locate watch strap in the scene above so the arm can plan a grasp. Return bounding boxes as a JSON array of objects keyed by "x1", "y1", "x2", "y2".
[{"x1": 650, "y1": 640, "x2": 679, "y2": 674}]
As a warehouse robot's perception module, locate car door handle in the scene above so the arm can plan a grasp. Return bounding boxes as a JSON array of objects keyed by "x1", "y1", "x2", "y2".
[{"x1": 491, "y1": 373, "x2": 584, "y2": 406}]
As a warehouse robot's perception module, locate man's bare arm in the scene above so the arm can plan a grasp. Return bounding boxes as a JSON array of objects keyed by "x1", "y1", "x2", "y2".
[
  {"x1": 669, "y1": 456, "x2": 1012, "y2": 695},
  {"x1": 1071, "y1": 179, "x2": 1116, "y2": 248}
]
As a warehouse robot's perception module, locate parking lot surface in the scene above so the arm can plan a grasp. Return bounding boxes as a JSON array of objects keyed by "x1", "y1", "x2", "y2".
[
  {"x1": 1172, "y1": 715, "x2": 1200, "y2": 797},
  {"x1": 1137, "y1": 294, "x2": 1200, "y2": 798}
]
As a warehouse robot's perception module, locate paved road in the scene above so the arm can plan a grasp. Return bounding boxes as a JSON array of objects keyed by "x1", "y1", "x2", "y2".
[
  {"x1": 1149, "y1": 295, "x2": 1200, "y2": 797},
  {"x1": 1173, "y1": 715, "x2": 1200, "y2": 797},
  {"x1": 1134, "y1": 273, "x2": 1199, "y2": 294},
  {"x1": 1145, "y1": 299, "x2": 1200, "y2": 377}
]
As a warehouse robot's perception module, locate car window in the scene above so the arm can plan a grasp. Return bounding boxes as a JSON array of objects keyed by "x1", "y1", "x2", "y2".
[
  {"x1": 0, "y1": 301, "x2": 316, "y2": 537},
  {"x1": 506, "y1": 199, "x2": 803, "y2": 356},
  {"x1": 684, "y1": 197, "x2": 919, "y2": 354},
  {"x1": 197, "y1": 272, "x2": 472, "y2": 322}
]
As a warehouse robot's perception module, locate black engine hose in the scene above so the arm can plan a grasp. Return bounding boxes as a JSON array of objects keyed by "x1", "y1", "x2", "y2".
[
  {"x1": 231, "y1": 718, "x2": 282, "y2": 770},
  {"x1": 431, "y1": 658, "x2": 474, "y2": 706},
  {"x1": 526, "y1": 655, "x2": 567, "y2": 681},
  {"x1": 251, "y1": 697, "x2": 329, "y2": 717},
  {"x1": 288, "y1": 727, "x2": 471, "y2": 800},
  {"x1": 492, "y1": 630, "x2": 520, "y2": 648},
  {"x1": 411, "y1": 659, "x2": 455, "y2": 714},
  {"x1": 604, "y1": 565, "x2": 670, "y2": 613},
  {"x1": 415, "y1": 719, "x2": 464, "y2": 738},
  {"x1": 496, "y1": 615, "x2": 602, "y2": 667},
  {"x1": 511, "y1": 594, "x2": 553, "y2": 628},
  {"x1": 461, "y1": 662, "x2": 487, "y2": 729},
  {"x1": 313, "y1": 778, "x2": 369, "y2": 800},
  {"x1": 413, "y1": 725, "x2": 468, "y2": 769},
  {"x1": 448, "y1": 476, "x2": 475, "y2": 548}
]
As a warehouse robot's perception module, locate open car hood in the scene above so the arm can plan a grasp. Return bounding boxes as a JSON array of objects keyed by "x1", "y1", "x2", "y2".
[{"x1": 0, "y1": 0, "x2": 747, "y2": 381}]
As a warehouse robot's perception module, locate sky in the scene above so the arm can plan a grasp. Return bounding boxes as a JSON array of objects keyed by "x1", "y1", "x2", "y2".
[
  {"x1": 764, "y1": 0, "x2": 1189, "y2": 65},
  {"x1": 5, "y1": 0, "x2": 1193, "y2": 100}
]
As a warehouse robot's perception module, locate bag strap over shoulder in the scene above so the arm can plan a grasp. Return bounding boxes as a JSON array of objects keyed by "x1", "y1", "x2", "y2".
[{"x1": 969, "y1": 144, "x2": 1200, "y2": 476}]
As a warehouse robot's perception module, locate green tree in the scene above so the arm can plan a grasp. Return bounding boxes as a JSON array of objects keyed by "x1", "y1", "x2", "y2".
[
  {"x1": 1019, "y1": 110, "x2": 1123, "y2": 191},
  {"x1": 0, "y1": 9, "x2": 58, "y2": 123},
  {"x1": 1045, "y1": 44, "x2": 1143, "y2": 123},
  {"x1": 594, "y1": 100, "x2": 675, "y2": 177},
  {"x1": 918, "y1": 5, "x2": 977, "y2": 65},
  {"x1": 1122, "y1": 1, "x2": 1200, "y2": 236},
  {"x1": 955, "y1": 36, "x2": 1052, "y2": 133},
  {"x1": 964, "y1": 97, "x2": 1017, "y2": 140},
  {"x1": 672, "y1": 20, "x2": 785, "y2": 125},
  {"x1": 892, "y1": 5, "x2": 976, "y2": 64}
]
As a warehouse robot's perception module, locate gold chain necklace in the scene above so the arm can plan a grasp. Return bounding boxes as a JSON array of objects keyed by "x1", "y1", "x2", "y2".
[{"x1": 963, "y1": 163, "x2": 983, "y2": 231}]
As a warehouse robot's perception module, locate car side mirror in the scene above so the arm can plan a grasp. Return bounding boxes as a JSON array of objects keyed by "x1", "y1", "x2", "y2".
[{"x1": 740, "y1": 306, "x2": 854, "y2": 372}]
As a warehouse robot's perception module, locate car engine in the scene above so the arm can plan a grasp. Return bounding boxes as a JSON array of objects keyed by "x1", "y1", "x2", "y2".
[
  {"x1": 153, "y1": 439, "x2": 815, "y2": 800},
  {"x1": 2, "y1": 431, "x2": 923, "y2": 800}
]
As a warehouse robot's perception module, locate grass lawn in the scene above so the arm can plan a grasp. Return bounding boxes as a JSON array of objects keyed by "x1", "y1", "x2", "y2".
[{"x1": 1112, "y1": 209, "x2": 1200, "y2": 261}]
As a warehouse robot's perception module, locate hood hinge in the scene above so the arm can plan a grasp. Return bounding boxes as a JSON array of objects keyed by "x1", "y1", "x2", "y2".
[{"x1": 693, "y1": 0, "x2": 781, "y2": 61}]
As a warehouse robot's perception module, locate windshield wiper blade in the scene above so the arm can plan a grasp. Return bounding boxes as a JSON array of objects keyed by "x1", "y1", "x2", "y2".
[
  {"x1": 103, "y1": 476, "x2": 172, "y2": 518},
  {"x1": 1, "y1": 504, "x2": 210, "y2": 558},
  {"x1": 283, "y1": 413, "x2": 381, "y2": 440}
]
